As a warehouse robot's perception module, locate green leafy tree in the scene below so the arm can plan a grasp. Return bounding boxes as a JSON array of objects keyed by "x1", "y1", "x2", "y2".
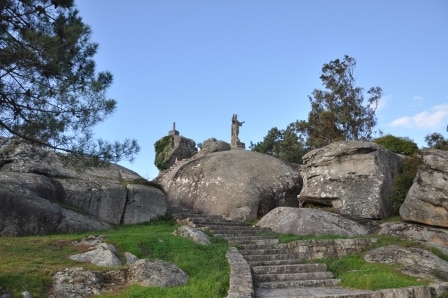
[
  {"x1": 250, "y1": 123, "x2": 307, "y2": 164},
  {"x1": 373, "y1": 134, "x2": 419, "y2": 155},
  {"x1": 297, "y1": 55, "x2": 382, "y2": 149},
  {"x1": 425, "y1": 131, "x2": 448, "y2": 151},
  {"x1": 0, "y1": 0, "x2": 139, "y2": 162}
]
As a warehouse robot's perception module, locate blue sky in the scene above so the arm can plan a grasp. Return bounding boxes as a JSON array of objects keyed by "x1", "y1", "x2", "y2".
[{"x1": 75, "y1": 0, "x2": 448, "y2": 180}]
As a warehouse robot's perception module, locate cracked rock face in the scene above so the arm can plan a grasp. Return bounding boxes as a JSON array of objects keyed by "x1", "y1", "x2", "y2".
[
  {"x1": 400, "y1": 149, "x2": 448, "y2": 228},
  {"x1": 0, "y1": 137, "x2": 166, "y2": 236},
  {"x1": 52, "y1": 267, "x2": 126, "y2": 297},
  {"x1": 158, "y1": 150, "x2": 302, "y2": 221},
  {"x1": 300, "y1": 141, "x2": 403, "y2": 219}
]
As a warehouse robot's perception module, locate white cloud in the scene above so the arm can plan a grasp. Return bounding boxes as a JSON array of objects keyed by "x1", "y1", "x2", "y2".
[
  {"x1": 390, "y1": 103, "x2": 448, "y2": 129},
  {"x1": 412, "y1": 95, "x2": 424, "y2": 101}
]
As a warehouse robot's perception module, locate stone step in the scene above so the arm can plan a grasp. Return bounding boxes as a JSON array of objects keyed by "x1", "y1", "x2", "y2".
[
  {"x1": 172, "y1": 214, "x2": 226, "y2": 221},
  {"x1": 240, "y1": 243, "x2": 284, "y2": 250},
  {"x1": 207, "y1": 225, "x2": 270, "y2": 232},
  {"x1": 167, "y1": 208, "x2": 203, "y2": 215},
  {"x1": 252, "y1": 263, "x2": 328, "y2": 274},
  {"x1": 188, "y1": 218, "x2": 242, "y2": 226},
  {"x1": 228, "y1": 238, "x2": 280, "y2": 246},
  {"x1": 243, "y1": 253, "x2": 292, "y2": 262},
  {"x1": 257, "y1": 278, "x2": 341, "y2": 289},
  {"x1": 214, "y1": 234, "x2": 276, "y2": 240},
  {"x1": 254, "y1": 271, "x2": 335, "y2": 283},
  {"x1": 210, "y1": 229, "x2": 261, "y2": 236},
  {"x1": 248, "y1": 259, "x2": 304, "y2": 266},
  {"x1": 240, "y1": 248, "x2": 288, "y2": 256}
]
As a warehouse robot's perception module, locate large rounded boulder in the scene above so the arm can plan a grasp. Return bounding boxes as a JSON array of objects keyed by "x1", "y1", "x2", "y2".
[
  {"x1": 157, "y1": 150, "x2": 302, "y2": 221},
  {"x1": 257, "y1": 207, "x2": 370, "y2": 237}
]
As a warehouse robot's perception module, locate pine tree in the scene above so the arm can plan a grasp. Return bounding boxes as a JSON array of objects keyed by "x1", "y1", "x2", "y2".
[{"x1": 0, "y1": 0, "x2": 139, "y2": 162}]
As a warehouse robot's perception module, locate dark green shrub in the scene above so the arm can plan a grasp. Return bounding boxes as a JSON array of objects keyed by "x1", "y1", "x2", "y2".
[
  {"x1": 425, "y1": 132, "x2": 448, "y2": 151},
  {"x1": 373, "y1": 135, "x2": 419, "y2": 155},
  {"x1": 389, "y1": 155, "x2": 421, "y2": 214}
]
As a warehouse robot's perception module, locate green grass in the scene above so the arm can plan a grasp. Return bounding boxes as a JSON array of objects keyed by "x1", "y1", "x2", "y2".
[
  {"x1": 0, "y1": 218, "x2": 229, "y2": 298},
  {"x1": 325, "y1": 254, "x2": 430, "y2": 290},
  {"x1": 318, "y1": 234, "x2": 448, "y2": 290}
]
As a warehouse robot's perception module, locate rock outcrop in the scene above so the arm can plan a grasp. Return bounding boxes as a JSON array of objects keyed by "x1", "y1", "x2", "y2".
[
  {"x1": 158, "y1": 150, "x2": 302, "y2": 221},
  {"x1": 400, "y1": 149, "x2": 448, "y2": 228},
  {"x1": 52, "y1": 260, "x2": 189, "y2": 297},
  {"x1": 52, "y1": 235, "x2": 189, "y2": 296},
  {"x1": 0, "y1": 138, "x2": 166, "y2": 236},
  {"x1": 127, "y1": 259, "x2": 189, "y2": 287},
  {"x1": 199, "y1": 138, "x2": 231, "y2": 155},
  {"x1": 300, "y1": 141, "x2": 402, "y2": 219},
  {"x1": 172, "y1": 225, "x2": 211, "y2": 245},
  {"x1": 379, "y1": 222, "x2": 448, "y2": 255},
  {"x1": 365, "y1": 245, "x2": 448, "y2": 282},
  {"x1": 69, "y1": 243, "x2": 122, "y2": 267},
  {"x1": 52, "y1": 267, "x2": 126, "y2": 297},
  {"x1": 154, "y1": 134, "x2": 197, "y2": 170},
  {"x1": 257, "y1": 207, "x2": 370, "y2": 237}
]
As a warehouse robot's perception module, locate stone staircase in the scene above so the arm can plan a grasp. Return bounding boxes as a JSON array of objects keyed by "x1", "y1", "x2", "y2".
[{"x1": 167, "y1": 205, "x2": 340, "y2": 296}]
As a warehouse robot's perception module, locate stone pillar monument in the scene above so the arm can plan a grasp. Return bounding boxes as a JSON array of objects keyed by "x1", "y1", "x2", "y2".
[
  {"x1": 231, "y1": 114, "x2": 245, "y2": 149},
  {"x1": 169, "y1": 122, "x2": 179, "y2": 136}
]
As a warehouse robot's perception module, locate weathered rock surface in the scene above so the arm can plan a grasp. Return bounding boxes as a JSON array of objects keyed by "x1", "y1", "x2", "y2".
[
  {"x1": 155, "y1": 134, "x2": 197, "y2": 169},
  {"x1": 200, "y1": 138, "x2": 231, "y2": 155},
  {"x1": 257, "y1": 207, "x2": 370, "y2": 237},
  {"x1": 158, "y1": 150, "x2": 302, "y2": 221},
  {"x1": 52, "y1": 267, "x2": 126, "y2": 297},
  {"x1": 127, "y1": 259, "x2": 189, "y2": 287},
  {"x1": 72, "y1": 235, "x2": 106, "y2": 248},
  {"x1": 52, "y1": 259, "x2": 188, "y2": 297},
  {"x1": 122, "y1": 184, "x2": 167, "y2": 224},
  {"x1": 52, "y1": 235, "x2": 188, "y2": 296},
  {"x1": 124, "y1": 252, "x2": 139, "y2": 265},
  {"x1": 0, "y1": 286, "x2": 12, "y2": 298},
  {"x1": 300, "y1": 141, "x2": 402, "y2": 219},
  {"x1": 173, "y1": 225, "x2": 211, "y2": 244},
  {"x1": 0, "y1": 137, "x2": 167, "y2": 236},
  {"x1": 379, "y1": 222, "x2": 448, "y2": 255},
  {"x1": 0, "y1": 175, "x2": 113, "y2": 236},
  {"x1": 69, "y1": 243, "x2": 122, "y2": 267},
  {"x1": 365, "y1": 245, "x2": 448, "y2": 282},
  {"x1": 400, "y1": 149, "x2": 448, "y2": 228}
]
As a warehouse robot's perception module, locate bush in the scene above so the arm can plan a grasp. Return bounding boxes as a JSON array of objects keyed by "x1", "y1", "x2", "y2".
[
  {"x1": 389, "y1": 155, "x2": 421, "y2": 214},
  {"x1": 154, "y1": 135, "x2": 173, "y2": 170},
  {"x1": 425, "y1": 132, "x2": 448, "y2": 151},
  {"x1": 373, "y1": 135, "x2": 419, "y2": 155}
]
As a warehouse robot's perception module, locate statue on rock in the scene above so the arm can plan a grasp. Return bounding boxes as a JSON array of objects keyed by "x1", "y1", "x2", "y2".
[{"x1": 231, "y1": 114, "x2": 245, "y2": 149}]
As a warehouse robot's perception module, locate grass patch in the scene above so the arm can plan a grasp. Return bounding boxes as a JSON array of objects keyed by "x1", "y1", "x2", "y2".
[
  {"x1": 324, "y1": 254, "x2": 429, "y2": 290},
  {"x1": 0, "y1": 218, "x2": 229, "y2": 298},
  {"x1": 0, "y1": 233, "x2": 91, "y2": 297},
  {"x1": 318, "y1": 234, "x2": 448, "y2": 290}
]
